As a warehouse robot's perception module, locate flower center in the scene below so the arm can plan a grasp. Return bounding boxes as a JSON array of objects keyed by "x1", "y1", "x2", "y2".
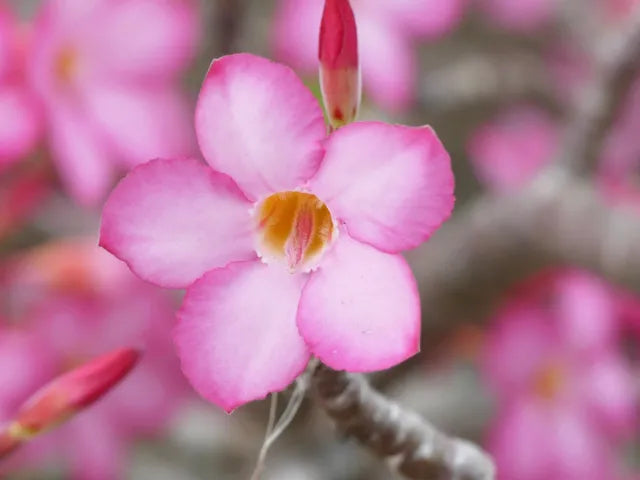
[
  {"x1": 253, "y1": 191, "x2": 335, "y2": 272},
  {"x1": 54, "y1": 46, "x2": 79, "y2": 85},
  {"x1": 531, "y1": 362, "x2": 565, "y2": 400}
]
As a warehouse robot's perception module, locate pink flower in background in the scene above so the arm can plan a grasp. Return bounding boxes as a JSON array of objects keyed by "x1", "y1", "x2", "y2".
[
  {"x1": 273, "y1": 0, "x2": 465, "y2": 112},
  {"x1": 475, "y1": 0, "x2": 556, "y2": 32},
  {"x1": 26, "y1": 0, "x2": 199, "y2": 205},
  {"x1": 483, "y1": 270, "x2": 636, "y2": 480},
  {"x1": 100, "y1": 53, "x2": 455, "y2": 412},
  {"x1": 0, "y1": 239, "x2": 187, "y2": 480},
  {"x1": 0, "y1": 5, "x2": 41, "y2": 167},
  {"x1": 467, "y1": 105, "x2": 558, "y2": 192}
]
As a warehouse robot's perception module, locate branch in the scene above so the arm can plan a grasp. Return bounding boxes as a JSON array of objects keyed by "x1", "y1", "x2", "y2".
[{"x1": 312, "y1": 365, "x2": 495, "y2": 480}]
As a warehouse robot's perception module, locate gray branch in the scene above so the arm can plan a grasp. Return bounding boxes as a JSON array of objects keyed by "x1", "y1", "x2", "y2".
[{"x1": 312, "y1": 365, "x2": 495, "y2": 480}]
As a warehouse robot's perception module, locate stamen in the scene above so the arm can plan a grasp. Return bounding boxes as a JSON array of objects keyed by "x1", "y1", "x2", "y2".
[{"x1": 254, "y1": 192, "x2": 335, "y2": 272}]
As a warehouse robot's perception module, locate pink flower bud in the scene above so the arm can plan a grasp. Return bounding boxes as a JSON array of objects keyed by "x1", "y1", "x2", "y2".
[
  {"x1": 319, "y1": 0, "x2": 361, "y2": 129},
  {"x1": 0, "y1": 348, "x2": 139, "y2": 459}
]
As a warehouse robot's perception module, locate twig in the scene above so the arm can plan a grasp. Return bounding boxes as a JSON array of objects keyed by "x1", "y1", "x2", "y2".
[{"x1": 312, "y1": 364, "x2": 495, "y2": 480}]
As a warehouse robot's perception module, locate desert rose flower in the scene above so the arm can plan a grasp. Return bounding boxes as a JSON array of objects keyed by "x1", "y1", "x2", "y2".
[
  {"x1": 273, "y1": 0, "x2": 465, "y2": 112},
  {"x1": 0, "y1": 5, "x2": 41, "y2": 166},
  {"x1": 100, "y1": 53, "x2": 455, "y2": 412},
  {"x1": 26, "y1": 0, "x2": 198, "y2": 205},
  {"x1": 0, "y1": 240, "x2": 187, "y2": 480},
  {"x1": 0, "y1": 348, "x2": 139, "y2": 459},
  {"x1": 483, "y1": 270, "x2": 636, "y2": 480},
  {"x1": 467, "y1": 105, "x2": 558, "y2": 193}
]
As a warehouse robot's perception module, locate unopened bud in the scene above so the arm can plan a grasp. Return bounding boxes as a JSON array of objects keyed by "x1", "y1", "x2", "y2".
[
  {"x1": 319, "y1": 0, "x2": 360, "y2": 129},
  {"x1": 0, "y1": 348, "x2": 139, "y2": 459}
]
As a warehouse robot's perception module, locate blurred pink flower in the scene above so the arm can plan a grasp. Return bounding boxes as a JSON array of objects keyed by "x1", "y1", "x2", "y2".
[
  {"x1": 0, "y1": 239, "x2": 187, "y2": 480},
  {"x1": 483, "y1": 270, "x2": 636, "y2": 480},
  {"x1": 100, "y1": 53, "x2": 455, "y2": 412},
  {"x1": 272, "y1": 0, "x2": 465, "y2": 112},
  {"x1": 0, "y1": 5, "x2": 41, "y2": 167},
  {"x1": 467, "y1": 105, "x2": 558, "y2": 192},
  {"x1": 26, "y1": 0, "x2": 199, "y2": 205},
  {"x1": 475, "y1": 0, "x2": 556, "y2": 32}
]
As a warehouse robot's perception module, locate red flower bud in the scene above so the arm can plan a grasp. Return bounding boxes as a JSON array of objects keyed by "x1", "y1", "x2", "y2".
[
  {"x1": 0, "y1": 348, "x2": 139, "y2": 459},
  {"x1": 319, "y1": 0, "x2": 360, "y2": 128}
]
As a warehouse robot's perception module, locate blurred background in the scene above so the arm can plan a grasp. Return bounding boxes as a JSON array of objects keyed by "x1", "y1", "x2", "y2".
[{"x1": 2, "y1": 0, "x2": 640, "y2": 479}]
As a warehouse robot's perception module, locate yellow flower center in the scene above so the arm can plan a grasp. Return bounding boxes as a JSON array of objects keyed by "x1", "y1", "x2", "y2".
[
  {"x1": 254, "y1": 191, "x2": 335, "y2": 272},
  {"x1": 532, "y1": 362, "x2": 565, "y2": 400}
]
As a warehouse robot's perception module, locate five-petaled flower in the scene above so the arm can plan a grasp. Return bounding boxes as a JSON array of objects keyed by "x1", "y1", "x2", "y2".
[{"x1": 100, "y1": 53, "x2": 454, "y2": 412}]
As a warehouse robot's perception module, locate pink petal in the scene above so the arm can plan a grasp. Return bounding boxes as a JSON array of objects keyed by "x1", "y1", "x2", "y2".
[
  {"x1": 310, "y1": 122, "x2": 454, "y2": 253},
  {"x1": 100, "y1": 158, "x2": 255, "y2": 289},
  {"x1": 482, "y1": 306, "x2": 557, "y2": 397},
  {"x1": 83, "y1": 84, "x2": 195, "y2": 168},
  {"x1": 489, "y1": 401, "x2": 612, "y2": 480},
  {"x1": 467, "y1": 106, "x2": 558, "y2": 193},
  {"x1": 195, "y1": 54, "x2": 326, "y2": 200},
  {"x1": 555, "y1": 270, "x2": 617, "y2": 354},
  {"x1": 478, "y1": 0, "x2": 555, "y2": 32},
  {"x1": 174, "y1": 260, "x2": 310, "y2": 412},
  {"x1": 0, "y1": 86, "x2": 41, "y2": 167},
  {"x1": 368, "y1": 0, "x2": 466, "y2": 38},
  {"x1": 271, "y1": 0, "x2": 323, "y2": 73},
  {"x1": 48, "y1": 105, "x2": 114, "y2": 206},
  {"x1": 582, "y1": 353, "x2": 636, "y2": 439},
  {"x1": 358, "y1": 17, "x2": 415, "y2": 111},
  {"x1": 297, "y1": 235, "x2": 420, "y2": 372},
  {"x1": 87, "y1": 0, "x2": 198, "y2": 80}
]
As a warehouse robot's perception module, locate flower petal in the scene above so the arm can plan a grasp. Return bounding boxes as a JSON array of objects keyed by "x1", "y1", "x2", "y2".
[
  {"x1": 48, "y1": 105, "x2": 114, "y2": 206},
  {"x1": 83, "y1": 84, "x2": 196, "y2": 168},
  {"x1": 174, "y1": 260, "x2": 310, "y2": 412},
  {"x1": 358, "y1": 18, "x2": 415, "y2": 111},
  {"x1": 87, "y1": 0, "x2": 198, "y2": 80},
  {"x1": 271, "y1": 0, "x2": 322, "y2": 73},
  {"x1": 297, "y1": 235, "x2": 420, "y2": 371},
  {"x1": 100, "y1": 158, "x2": 255, "y2": 288},
  {"x1": 0, "y1": 86, "x2": 41, "y2": 167},
  {"x1": 310, "y1": 122, "x2": 454, "y2": 253},
  {"x1": 368, "y1": 0, "x2": 465, "y2": 37},
  {"x1": 195, "y1": 53, "x2": 326, "y2": 200}
]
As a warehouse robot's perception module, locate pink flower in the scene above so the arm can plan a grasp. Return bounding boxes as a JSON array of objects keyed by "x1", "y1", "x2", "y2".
[
  {"x1": 100, "y1": 53, "x2": 455, "y2": 412},
  {"x1": 467, "y1": 105, "x2": 558, "y2": 193},
  {"x1": 26, "y1": 0, "x2": 199, "y2": 205},
  {"x1": 482, "y1": 270, "x2": 636, "y2": 480},
  {"x1": 0, "y1": 5, "x2": 41, "y2": 167},
  {"x1": 272, "y1": 0, "x2": 465, "y2": 112},
  {"x1": 0, "y1": 239, "x2": 187, "y2": 480},
  {"x1": 475, "y1": 0, "x2": 556, "y2": 32}
]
